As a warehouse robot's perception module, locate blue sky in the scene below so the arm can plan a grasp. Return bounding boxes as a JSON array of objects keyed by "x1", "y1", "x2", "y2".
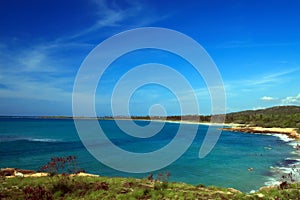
[{"x1": 0, "y1": 0, "x2": 299, "y2": 116}]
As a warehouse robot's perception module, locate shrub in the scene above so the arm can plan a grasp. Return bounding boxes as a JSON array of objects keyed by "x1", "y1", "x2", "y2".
[
  {"x1": 23, "y1": 186, "x2": 53, "y2": 200},
  {"x1": 93, "y1": 181, "x2": 109, "y2": 191},
  {"x1": 51, "y1": 176, "x2": 74, "y2": 194},
  {"x1": 154, "y1": 171, "x2": 171, "y2": 190},
  {"x1": 39, "y1": 155, "x2": 85, "y2": 176},
  {"x1": 156, "y1": 171, "x2": 171, "y2": 183}
]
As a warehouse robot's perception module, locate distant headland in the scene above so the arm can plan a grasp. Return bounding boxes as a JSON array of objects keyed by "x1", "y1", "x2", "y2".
[{"x1": 1, "y1": 105, "x2": 299, "y2": 137}]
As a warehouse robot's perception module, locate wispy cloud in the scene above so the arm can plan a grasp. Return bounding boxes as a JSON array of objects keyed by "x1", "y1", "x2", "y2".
[
  {"x1": 247, "y1": 68, "x2": 299, "y2": 87},
  {"x1": 17, "y1": 48, "x2": 55, "y2": 73},
  {"x1": 227, "y1": 68, "x2": 300, "y2": 91},
  {"x1": 216, "y1": 40, "x2": 299, "y2": 49},
  {"x1": 68, "y1": 0, "x2": 127, "y2": 39},
  {"x1": 0, "y1": 42, "x2": 76, "y2": 104},
  {"x1": 263, "y1": 68, "x2": 300, "y2": 79},
  {"x1": 0, "y1": 0, "x2": 170, "y2": 115},
  {"x1": 223, "y1": 68, "x2": 299, "y2": 112},
  {"x1": 67, "y1": 0, "x2": 168, "y2": 40},
  {"x1": 0, "y1": 72, "x2": 72, "y2": 103}
]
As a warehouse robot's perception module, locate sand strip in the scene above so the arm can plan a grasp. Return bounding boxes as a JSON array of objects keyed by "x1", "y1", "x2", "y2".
[{"x1": 221, "y1": 126, "x2": 300, "y2": 141}]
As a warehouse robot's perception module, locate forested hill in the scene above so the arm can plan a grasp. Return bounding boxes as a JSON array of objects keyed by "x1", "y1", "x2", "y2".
[
  {"x1": 160, "y1": 106, "x2": 300, "y2": 129},
  {"x1": 224, "y1": 106, "x2": 300, "y2": 128},
  {"x1": 7, "y1": 106, "x2": 297, "y2": 129}
]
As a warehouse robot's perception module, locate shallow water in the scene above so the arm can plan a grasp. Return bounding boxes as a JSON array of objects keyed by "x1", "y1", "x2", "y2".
[{"x1": 0, "y1": 118, "x2": 298, "y2": 192}]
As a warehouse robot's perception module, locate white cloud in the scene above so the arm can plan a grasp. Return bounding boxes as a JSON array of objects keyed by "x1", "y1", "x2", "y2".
[
  {"x1": 281, "y1": 94, "x2": 300, "y2": 105},
  {"x1": 261, "y1": 96, "x2": 276, "y2": 101},
  {"x1": 252, "y1": 106, "x2": 266, "y2": 110}
]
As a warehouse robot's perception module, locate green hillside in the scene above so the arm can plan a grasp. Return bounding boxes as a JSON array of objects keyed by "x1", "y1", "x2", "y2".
[
  {"x1": 224, "y1": 106, "x2": 300, "y2": 128},
  {"x1": 152, "y1": 106, "x2": 300, "y2": 130},
  {"x1": 1, "y1": 175, "x2": 300, "y2": 199}
]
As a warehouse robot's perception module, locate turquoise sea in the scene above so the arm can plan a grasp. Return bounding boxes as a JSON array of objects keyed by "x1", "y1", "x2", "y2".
[{"x1": 0, "y1": 118, "x2": 299, "y2": 192}]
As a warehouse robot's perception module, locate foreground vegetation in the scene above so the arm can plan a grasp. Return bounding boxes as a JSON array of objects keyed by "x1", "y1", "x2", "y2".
[
  {"x1": 1, "y1": 175, "x2": 300, "y2": 200},
  {"x1": 1, "y1": 155, "x2": 299, "y2": 199}
]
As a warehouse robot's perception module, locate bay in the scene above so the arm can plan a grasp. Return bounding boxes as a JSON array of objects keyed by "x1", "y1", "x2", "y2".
[{"x1": 0, "y1": 118, "x2": 298, "y2": 192}]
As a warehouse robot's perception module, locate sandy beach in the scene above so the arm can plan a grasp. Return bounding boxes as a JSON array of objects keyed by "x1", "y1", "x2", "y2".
[
  {"x1": 133, "y1": 118, "x2": 300, "y2": 141},
  {"x1": 134, "y1": 118, "x2": 240, "y2": 127},
  {"x1": 221, "y1": 126, "x2": 300, "y2": 141}
]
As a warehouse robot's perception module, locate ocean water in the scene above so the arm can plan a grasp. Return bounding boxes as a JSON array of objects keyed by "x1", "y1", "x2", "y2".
[{"x1": 0, "y1": 118, "x2": 299, "y2": 192}]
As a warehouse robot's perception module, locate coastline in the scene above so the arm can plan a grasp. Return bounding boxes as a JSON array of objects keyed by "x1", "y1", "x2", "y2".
[
  {"x1": 140, "y1": 117, "x2": 299, "y2": 141},
  {"x1": 219, "y1": 125, "x2": 300, "y2": 188},
  {"x1": 221, "y1": 126, "x2": 300, "y2": 141},
  {"x1": 2, "y1": 167, "x2": 300, "y2": 199},
  {"x1": 4, "y1": 169, "x2": 300, "y2": 200},
  {"x1": 0, "y1": 168, "x2": 99, "y2": 178},
  {"x1": 2, "y1": 118, "x2": 299, "y2": 193},
  {"x1": 147, "y1": 119, "x2": 300, "y2": 189},
  {"x1": 132, "y1": 118, "x2": 242, "y2": 127},
  {"x1": 137, "y1": 118, "x2": 300, "y2": 141}
]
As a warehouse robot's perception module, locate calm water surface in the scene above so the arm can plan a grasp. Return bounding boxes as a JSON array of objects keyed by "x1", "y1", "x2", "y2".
[{"x1": 0, "y1": 118, "x2": 298, "y2": 192}]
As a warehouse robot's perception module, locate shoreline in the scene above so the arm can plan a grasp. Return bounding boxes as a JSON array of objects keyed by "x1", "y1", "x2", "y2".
[
  {"x1": 144, "y1": 119, "x2": 300, "y2": 189},
  {"x1": 219, "y1": 125, "x2": 300, "y2": 189},
  {"x1": 2, "y1": 118, "x2": 299, "y2": 193},
  {"x1": 1, "y1": 167, "x2": 299, "y2": 196},
  {"x1": 131, "y1": 118, "x2": 242, "y2": 127},
  {"x1": 5, "y1": 116, "x2": 298, "y2": 140},
  {"x1": 4, "y1": 169, "x2": 300, "y2": 200},
  {"x1": 136, "y1": 119, "x2": 300, "y2": 141},
  {"x1": 0, "y1": 168, "x2": 99, "y2": 178},
  {"x1": 221, "y1": 126, "x2": 300, "y2": 141},
  {"x1": 139, "y1": 118, "x2": 299, "y2": 141},
  {"x1": 102, "y1": 118, "x2": 300, "y2": 190}
]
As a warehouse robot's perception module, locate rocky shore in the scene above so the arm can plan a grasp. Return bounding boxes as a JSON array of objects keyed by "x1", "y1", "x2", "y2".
[
  {"x1": 221, "y1": 126, "x2": 300, "y2": 141},
  {"x1": 0, "y1": 168, "x2": 99, "y2": 178}
]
